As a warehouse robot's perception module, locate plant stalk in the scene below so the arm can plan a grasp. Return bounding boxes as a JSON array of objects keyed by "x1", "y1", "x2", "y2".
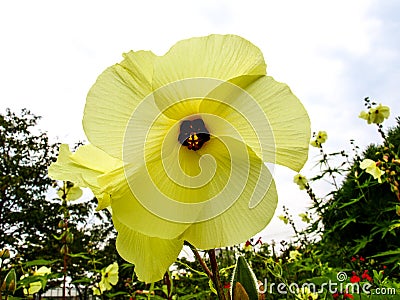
[{"x1": 208, "y1": 249, "x2": 227, "y2": 300}]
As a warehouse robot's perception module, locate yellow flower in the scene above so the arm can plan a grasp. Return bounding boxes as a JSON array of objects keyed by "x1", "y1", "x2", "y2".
[
  {"x1": 93, "y1": 262, "x2": 119, "y2": 295},
  {"x1": 288, "y1": 250, "x2": 301, "y2": 262},
  {"x1": 278, "y1": 215, "x2": 289, "y2": 224},
  {"x1": 310, "y1": 131, "x2": 327, "y2": 148},
  {"x1": 21, "y1": 266, "x2": 51, "y2": 295},
  {"x1": 48, "y1": 34, "x2": 310, "y2": 282},
  {"x1": 100, "y1": 262, "x2": 119, "y2": 292},
  {"x1": 171, "y1": 270, "x2": 180, "y2": 280},
  {"x1": 298, "y1": 213, "x2": 310, "y2": 223},
  {"x1": 359, "y1": 104, "x2": 390, "y2": 124},
  {"x1": 360, "y1": 159, "x2": 385, "y2": 183},
  {"x1": 56, "y1": 182, "x2": 83, "y2": 201},
  {"x1": 293, "y1": 174, "x2": 308, "y2": 190},
  {"x1": 296, "y1": 286, "x2": 318, "y2": 300}
]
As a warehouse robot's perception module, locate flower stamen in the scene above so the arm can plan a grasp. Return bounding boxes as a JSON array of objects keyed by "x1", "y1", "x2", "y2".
[{"x1": 178, "y1": 119, "x2": 210, "y2": 151}]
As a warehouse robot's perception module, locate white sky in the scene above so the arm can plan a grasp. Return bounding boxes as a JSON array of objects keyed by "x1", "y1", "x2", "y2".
[{"x1": 1, "y1": 0, "x2": 399, "y2": 246}]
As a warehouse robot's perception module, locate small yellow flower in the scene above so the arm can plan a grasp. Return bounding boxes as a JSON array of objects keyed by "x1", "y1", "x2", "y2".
[
  {"x1": 21, "y1": 266, "x2": 51, "y2": 295},
  {"x1": 288, "y1": 250, "x2": 301, "y2": 262},
  {"x1": 359, "y1": 103, "x2": 390, "y2": 124},
  {"x1": 278, "y1": 215, "x2": 289, "y2": 224},
  {"x1": 100, "y1": 262, "x2": 119, "y2": 292},
  {"x1": 293, "y1": 174, "x2": 308, "y2": 190},
  {"x1": 296, "y1": 286, "x2": 318, "y2": 300},
  {"x1": 56, "y1": 182, "x2": 83, "y2": 201},
  {"x1": 171, "y1": 270, "x2": 180, "y2": 280},
  {"x1": 298, "y1": 213, "x2": 310, "y2": 223},
  {"x1": 310, "y1": 131, "x2": 327, "y2": 148},
  {"x1": 360, "y1": 159, "x2": 385, "y2": 183},
  {"x1": 93, "y1": 262, "x2": 119, "y2": 295}
]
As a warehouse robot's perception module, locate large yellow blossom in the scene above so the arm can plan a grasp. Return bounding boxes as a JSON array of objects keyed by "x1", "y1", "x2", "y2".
[{"x1": 48, "y1": 34, "x2": 310, "y2": 282}]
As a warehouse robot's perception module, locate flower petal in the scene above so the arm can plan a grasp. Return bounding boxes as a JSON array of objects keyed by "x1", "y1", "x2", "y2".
[
  {"x1": 200, "y1": 76, "x2": 310, "y2": 172},
  {"x1": 48, "y1": 144, "x2": 122, "y2": 210},
  {"x1": 182, "y1": 138, "x2": 277, "y2": 248},
  {"x1": 360, "y1": 159, "x2": 374, "y2": 169},
  {"x1": 83, "y1": 51, "x2": 156, "y2": 159},
  {"x1": 57, "y1": 184, "x2": 82, "y2": 201},
  {"x1": 152, "y1": 35, "x2": 266, "y2": 118},
  {"x1": 99, "y1": 166, "x2": 192, "y2": 239},
  {"x1": 113, "y1": 216, "x2": 183, "y2": 283},
  {"x1": 153, "y1": 34, "x2": 265, "y2": 88}
]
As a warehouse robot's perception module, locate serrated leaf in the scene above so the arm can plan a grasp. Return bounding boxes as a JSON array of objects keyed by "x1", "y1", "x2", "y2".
[{"x1": 231, "y1": 256, "x2": 258, "y2": 300}]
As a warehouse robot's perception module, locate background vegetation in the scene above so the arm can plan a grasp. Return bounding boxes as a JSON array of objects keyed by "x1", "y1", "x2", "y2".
[{"x1": 1, "y1": 104, "x2": 399, "y2": 299}]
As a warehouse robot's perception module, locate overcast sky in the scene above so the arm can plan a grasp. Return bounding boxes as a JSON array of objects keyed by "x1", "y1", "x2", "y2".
[{"x1": 1, "y1": 0, "x2": 399, "y2": 245}]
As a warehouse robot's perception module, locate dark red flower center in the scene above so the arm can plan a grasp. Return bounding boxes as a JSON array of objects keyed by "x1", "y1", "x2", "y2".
[{"x1": 178, "y1": 119, "x2": 210, "y2": 151}]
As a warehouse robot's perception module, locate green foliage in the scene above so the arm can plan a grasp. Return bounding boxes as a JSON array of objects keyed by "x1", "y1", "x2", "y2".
[
  {"x1": 316, "y1": 117, "x2": 400, "y2": 269},
  {"x1": 0, "y1": 108, "x2": 58, "y2": 257},
  {"x1": 0, "y1": 109, "x2": 124, "y2": 298},
  {"x1": 2, "y1": 102, "x2": 400, "y2": 299}
]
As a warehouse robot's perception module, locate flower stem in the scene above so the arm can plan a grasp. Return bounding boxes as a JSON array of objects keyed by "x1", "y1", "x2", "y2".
[
  {"x1": 185, "y1": 242, "x2": 213, "y2": 278},
  {"x1": 186, "y1": 243, "x2": 227, "y2": 299},
  {"x1": 208, "y1": 249, "x2": 227, "y2": 300}
]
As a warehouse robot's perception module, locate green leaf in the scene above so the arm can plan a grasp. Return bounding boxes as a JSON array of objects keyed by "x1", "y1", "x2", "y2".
[
  {"x1": 178, "y1": 291, "x2": 211, "y2": 300},
  {"x1": 175, "y1": 261, "x2": 207, "y2": 277},
  {"x1": 71, "y1": 278, "x2": 92, "y2": 284},
  {"x1": 68, "y1": 252, "x2": 91, "y2": 260},
  {"x1": 308, "y1": 276, "x2": 330, "y2": 285},
  {"x1": 338, "y1": 197, "x2": 362, "y2": 209},
  {"x1": 105, "y1": 291, "x2": 129, "y2": 297},
  {"x1": 231, "y1": 256, "x2": 259, "y2": 300},
  {"x1": 24, "y1": 259, "x2": 58, "y2": 267},
  {"x1": 370, "y1": 249, "x2": 400, "y2": 258},
  {"x1": 208, "y1": 278, "x2": 217, "y2": 295}
]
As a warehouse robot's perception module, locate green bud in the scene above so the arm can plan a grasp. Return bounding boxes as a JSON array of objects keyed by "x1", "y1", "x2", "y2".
[
  {"x1": 58, "y1": 220, "x2": 66, "y2": 229},
  {"x1": 231, "y1": 256, "x2": 258, "y2": 300},
  {"x1": 65, "y1": 232, "x2": 74, "y2": 244},
  {"x1": 60, "y1": 244, "x2": 69, "y2": 255},
  {"x1": 2, "y1": 269, "x2": 17, "y2": 293},
  {"x1": 0, "y1": 249, "x2": 10, "y2": 259}
]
